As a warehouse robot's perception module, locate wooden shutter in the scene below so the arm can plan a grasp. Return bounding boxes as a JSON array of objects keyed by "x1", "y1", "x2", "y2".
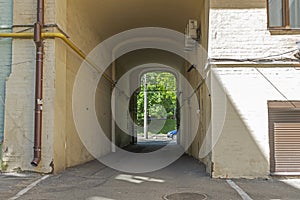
[
  {"x1": 274, "y1": 123, "x2": 300, "y2": 173},
  {"x1": 268, "y1": 101, "x2": 300, "y2": 175}
]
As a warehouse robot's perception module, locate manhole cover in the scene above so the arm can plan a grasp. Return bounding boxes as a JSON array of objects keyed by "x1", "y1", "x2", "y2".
[{"x1": 163, "y1": 192, "x2": 208, "y2": 200}]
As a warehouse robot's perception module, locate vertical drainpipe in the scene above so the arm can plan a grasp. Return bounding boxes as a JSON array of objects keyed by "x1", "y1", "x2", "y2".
[{"x1": 31, "y1": 0, "x2": 44, "y2": 167}]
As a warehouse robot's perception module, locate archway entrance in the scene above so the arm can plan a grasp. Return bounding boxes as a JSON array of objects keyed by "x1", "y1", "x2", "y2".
[
  {"x1": 136, "y1": 71, "x2": 178, "y2": 141},
  {"x1": 0, "y1": 0, "x2": 212, "y2": 174},
  {"x1": 128, "y1": 71, "x2": 179, "y2": 152}
]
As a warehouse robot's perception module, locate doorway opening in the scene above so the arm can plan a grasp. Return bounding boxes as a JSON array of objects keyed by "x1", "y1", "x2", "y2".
[{"x1": 130, "y1": 71, "x2": 179, "y2": 151}]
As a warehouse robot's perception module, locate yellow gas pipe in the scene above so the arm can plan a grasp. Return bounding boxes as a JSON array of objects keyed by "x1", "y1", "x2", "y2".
[{"x1": 0, "y1": 32, "x2": 114, "y2": 84}]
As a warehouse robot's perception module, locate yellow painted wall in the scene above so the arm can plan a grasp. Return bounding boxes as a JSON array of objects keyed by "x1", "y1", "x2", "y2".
[
  {"x1": 64, "y1": 4, "x2": 101, "y2": 168},
  {"x1": 186, "y1": 0, "x2": 211, "y2": 173},
  {"x1": 52, "y1": 0, "x2": 210, "y2": 172},
  {"x1": 53, "y1": 0, "x2": 113, "y2": 171},
  {"x1": 53, "y1": 0, "x2": 67, "y2": 173}
]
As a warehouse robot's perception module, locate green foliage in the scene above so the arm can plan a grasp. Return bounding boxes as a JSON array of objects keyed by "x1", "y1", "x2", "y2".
[
  {"x1": 159, "y1": 119, "x2": 176, "y2": 134},
  {"x1": 136, "y1": 72, "x2": 177, "y2": 126},
  {"x1": 137, "y1": 119, "x2": 176, "y2": 135}
]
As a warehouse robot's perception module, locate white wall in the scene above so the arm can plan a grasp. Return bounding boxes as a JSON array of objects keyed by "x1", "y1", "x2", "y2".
[
  {"x1": 208, "y1": 2, "x2": 300, "y2": 178},
  {"x1": 211, "y1": 67, "x2": 300, "y2": 178},
  {"x1": 209, "y1": 9, "x2": 300, "y2": 59}
]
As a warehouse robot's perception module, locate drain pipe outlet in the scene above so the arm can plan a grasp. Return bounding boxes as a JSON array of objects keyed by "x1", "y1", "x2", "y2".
[{"x1": 31, "y1": 0, "x2": 44, "y2": 167}]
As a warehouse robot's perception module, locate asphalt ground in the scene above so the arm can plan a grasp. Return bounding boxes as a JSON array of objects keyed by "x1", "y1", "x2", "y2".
[{"x1": 1, "y1": 140, "x2": 300, "y2": 200}]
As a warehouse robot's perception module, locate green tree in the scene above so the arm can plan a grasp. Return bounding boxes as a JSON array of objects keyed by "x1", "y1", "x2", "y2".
[{"x1": 136, "y1": 72, "x2": 177, "y2": 129}]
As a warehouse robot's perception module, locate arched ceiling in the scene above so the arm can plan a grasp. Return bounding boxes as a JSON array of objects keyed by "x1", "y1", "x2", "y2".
[
  {"x1": 69, "y1": 0, "x2": 205, "y2": 40},
  {"x1": 67, "y1": 0, "x2": 208, "y2": 84},
  {"x1": 114, "y1": 49, "x2": 191, "y2": 80}
]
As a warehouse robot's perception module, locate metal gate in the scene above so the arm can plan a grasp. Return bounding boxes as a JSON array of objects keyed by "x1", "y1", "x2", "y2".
[{"x1": 268, "y1": 101, "x2": 300, "y2": 175}]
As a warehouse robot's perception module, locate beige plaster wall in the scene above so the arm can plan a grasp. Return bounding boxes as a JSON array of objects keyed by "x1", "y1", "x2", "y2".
[
  {"x1": 2, "y1": 0, "x2": 56, "y2": 172},
  {"x1": 186, "y1": 0, "x2": 212, "y2": 173},
  {"x1": 212, "y1": 99, "x2": 269, "y2": 178},
  {"x1": 63, "y1": 1, "x2": 100, "y2": 169},
  {"x1": 51, "y1": 0, "x2": 67, "y2": 174}
]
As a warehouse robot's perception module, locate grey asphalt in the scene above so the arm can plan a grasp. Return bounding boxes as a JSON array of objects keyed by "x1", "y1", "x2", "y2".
[
  {"x1": 1, "y1": 141, "x2": 300, "y2": 200},
  {"x1": 0, "y1": 172, "x2": 42, "y2": 200}
]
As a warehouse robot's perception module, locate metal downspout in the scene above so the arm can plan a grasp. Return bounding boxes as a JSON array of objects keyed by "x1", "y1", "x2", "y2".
[{"x1": 31, "y1": 0, "x2": 44, "y2": 167}]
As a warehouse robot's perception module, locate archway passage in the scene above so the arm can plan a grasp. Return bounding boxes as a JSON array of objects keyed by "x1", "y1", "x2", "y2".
[
  {"x1": 127, "y1": 70, "x2": 179, "y2": 153},
  {"x1": 89, "y1": 47, "x2": 211, "y2": 173},
  {"x1": 0, "y1": 0, "x2": 211, "y2": 174},
  {"x1": 62, "y1": 0, "x2": 210, "y2": 174}
]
